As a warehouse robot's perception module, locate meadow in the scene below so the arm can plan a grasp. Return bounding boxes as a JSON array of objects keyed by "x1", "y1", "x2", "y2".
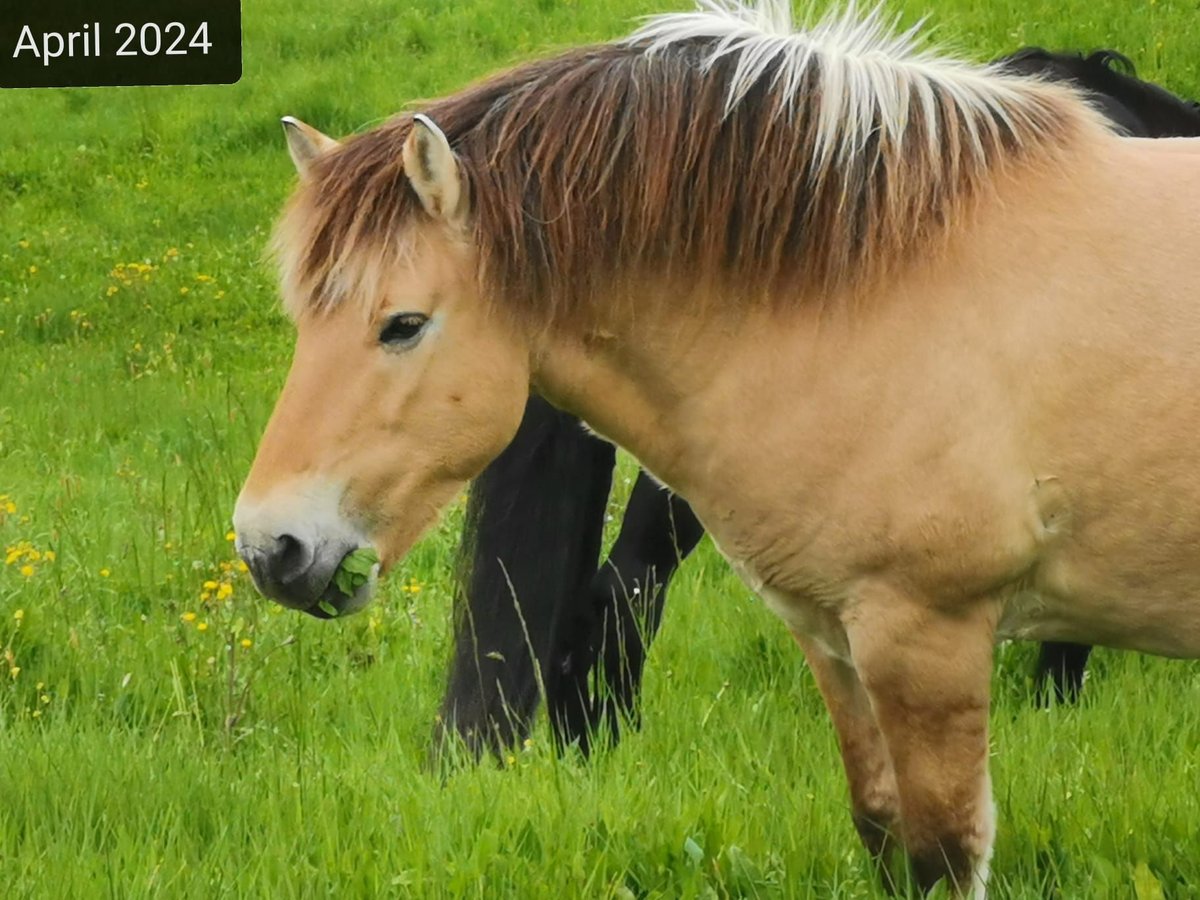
[{"x1": 2, "y1": 0, "x2": 1200, "y2": 896}]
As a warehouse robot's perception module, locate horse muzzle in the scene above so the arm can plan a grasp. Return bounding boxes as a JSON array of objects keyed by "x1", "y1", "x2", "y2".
[{"x1": 232, "y1": 484, "x2": 375, "y2": 618}]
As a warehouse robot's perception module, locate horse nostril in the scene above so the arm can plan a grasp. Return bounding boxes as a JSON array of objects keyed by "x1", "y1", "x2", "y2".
[{"x1": 268, "y1": 533, "x2": 315, "y2": 585}]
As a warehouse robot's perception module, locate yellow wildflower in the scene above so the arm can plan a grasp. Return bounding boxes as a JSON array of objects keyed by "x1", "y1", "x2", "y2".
[
  {"x1": 202, "y1": 580, "x2": 218, "y2": 591},
  {"x1": 165, "y1": 247, "x2": 179, "y2": 259},
  {"x1": 19, "y1": 565, "x2": 34, "y2": 578},
  {"x1": 178, "y1": 287, "x2": 189, "y2": 296},
  {"x1": 18, "y1": 239, "x2": 29, "y2": 249},
  {"x1": 9, "y1": 666, "x2": 19, "y2": 679},
  {"x1": 44, "y1": 550, "x2": 55, "y2": 562},
  {"x1": 196, "y1": 622, "x2": 208, "y2": 632},
  {"x1": 99, "y1": 568, "x2": 110, "y2": 577},
  {"x1": 3, "y1": 500, "x2": 15, "y2": 515},
  {"x1": 181, "y1": 612, "x2": 197, "y2": 622},
  {"x1": 216, "y1": 583, "x2": 233, "y2": 601},
  {"x1": 240, "y1": 638, "x2": 252, "y2": 649},
  {"x1": 13, "y1": 609, "x2": 24, "y2": 621},
  {"x1": 225, "y1": 531, "x2": 237, "y2": 542},
  {"x1": 27, "y1": 265, "x2": 37, "y2": 275},
  {"x1": 235, "y1": 560, "x2": 248, "y2": 574}
]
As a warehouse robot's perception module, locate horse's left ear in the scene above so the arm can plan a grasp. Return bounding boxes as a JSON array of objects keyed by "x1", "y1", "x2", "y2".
[
  {"x1": 403, "y1": 114, "x2": 468, "y2": 225},
  {"x1": 281, "y1": 116, "x2": 339, "y2": 178}
]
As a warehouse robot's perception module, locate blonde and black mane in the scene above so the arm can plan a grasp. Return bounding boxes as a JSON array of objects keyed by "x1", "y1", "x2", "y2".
[{"x1": 277, "y1": 0, "x2": 1107, "y2": 322}]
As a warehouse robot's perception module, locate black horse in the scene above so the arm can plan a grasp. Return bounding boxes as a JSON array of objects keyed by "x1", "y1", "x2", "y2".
[{"x1": 437, "y1": 48, "x2": 1200, "y2": 759}]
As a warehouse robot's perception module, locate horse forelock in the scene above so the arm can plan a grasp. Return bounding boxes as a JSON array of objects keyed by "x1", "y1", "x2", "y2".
[{"x1": 275, "y1": 0, "x2": 1109, "y2": 325}]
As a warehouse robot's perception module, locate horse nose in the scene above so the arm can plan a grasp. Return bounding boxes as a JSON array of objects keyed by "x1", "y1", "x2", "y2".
[{"x1": 242, "y1": 533, "x2": 316, "y2": 593}]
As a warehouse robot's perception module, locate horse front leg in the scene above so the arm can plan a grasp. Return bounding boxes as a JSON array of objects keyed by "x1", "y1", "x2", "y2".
[
  {"x1": 584, "y1": 477, "x2": 705, "y2": 744},
  {"x1": 436, "y1": 395, "x2": 614, "y2": 761},
  {"x1": 846, "y1": 594, "x2": 998, "y2": 898},
  {"x1": 792, "y1": 632, "x2": 900, "y2": 886}
]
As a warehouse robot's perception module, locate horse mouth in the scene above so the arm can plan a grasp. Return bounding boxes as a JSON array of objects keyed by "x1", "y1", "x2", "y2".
[{"x1": 299, "y1": 549, "x2": 378, "y2": 619}]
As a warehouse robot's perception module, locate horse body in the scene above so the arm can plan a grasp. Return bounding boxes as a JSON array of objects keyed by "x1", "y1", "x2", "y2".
[
  {"x1": 440, "y1": 47, "x2": 1200, "y2": 753},
  {"x1": 532, "y1": 138, "x2": 1200, "y2": 660},
  {"x1": 235, "y1": 2, "x2": 1200, "y2": 893}
]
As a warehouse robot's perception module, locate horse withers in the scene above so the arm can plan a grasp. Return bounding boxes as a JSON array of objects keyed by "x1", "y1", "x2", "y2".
[{"x1": 234, "y1": 2, "x2": 1200, "y2": 894}]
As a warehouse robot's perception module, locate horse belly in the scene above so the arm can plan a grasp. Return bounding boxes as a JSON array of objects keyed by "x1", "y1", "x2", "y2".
[{"x1": 999, "y1": 542, "x2": 1200, "y2": 658}]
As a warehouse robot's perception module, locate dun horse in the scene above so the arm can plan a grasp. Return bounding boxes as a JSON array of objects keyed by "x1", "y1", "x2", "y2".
[
  {"x1": 234, "y1": 1, "x2": 1200, "y2": 894},
  {"x1": 440, "y1": 45, "x2": 1200, "y2": 759}
]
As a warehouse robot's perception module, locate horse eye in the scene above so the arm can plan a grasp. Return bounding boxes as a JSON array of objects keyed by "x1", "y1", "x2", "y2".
[{"x1": 379, "y1": 313, "x2": 428, "y2": 347}]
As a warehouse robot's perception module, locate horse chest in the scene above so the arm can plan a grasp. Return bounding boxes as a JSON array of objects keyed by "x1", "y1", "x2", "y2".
[{"x1": 715, "y1": 542, "x2": 853, "y2": 662}]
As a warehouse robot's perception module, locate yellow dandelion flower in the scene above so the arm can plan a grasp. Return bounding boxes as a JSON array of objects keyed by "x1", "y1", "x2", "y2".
[
  {"x1": 27, "y1": 265, "x2": 37, "y2": 275},
  {"x1": 44, "y1": 550, "x2": 55, "y2": 562},
  {"x1": 106, "y1": 286, "x2": 119, "y2": 297},
  {"x1": 178, "y1": 287, "x2": 189, "y2": 296},
  {"x1": 181, "y1": 611, "x2": 197, "y2": 622},
  {"x1": 40, "y1": 694, "x2": 50, "y2": 704},
  {"x1": 200, "y1": 591, "x2": 211, "y2": 602},
  {"x1": 165, "y1": 247, "x2": 179, "y2": 258},
  {"x1": 19, "y1": 564, "x2": 34, "y2": 578},
  {"x1": 5, "y1": 550, "x2": 20, "y2": 566},
  {"x1": 235, "y1": 560, "x2": 249, "y2": 574},
  {"x1": 9, "y1": 666, "x2": 19, "y2": 679},
  {"x1": 506, "y1": 754, "x2": 516, "y2": 766},
  {"x1": 240, "y1": 638, "x2": 252, "y2": 649},
  {"x1": 99, "y1": 568, "x2": 110, "y2": 577},
  {"x1": 225, "y1": 531, "x2": 237, "y2": 542},
  {"x1": 216, "y1": 583, "x2": 233, "y2": 601},
  {"x1": 3, "y1": 500, "x2": 15, "y2": 515},
  {"x1": 196, "y1": 622, "x2": 208, "y2": 632},
  {"x1": 202, "y1": 580, "x2": 218, "y2": 591},
  {"x1": 13, "y1": 609, "x2": 24, "y2": 621}
]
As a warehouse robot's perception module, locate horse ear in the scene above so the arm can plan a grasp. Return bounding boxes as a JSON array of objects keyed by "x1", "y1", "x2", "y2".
[
  {"x1": 403, "y1": 114, "x2": 468, "y2": 224},
  {"x1": 281, "y1": 117, "x2": 339, "y2": 178}
]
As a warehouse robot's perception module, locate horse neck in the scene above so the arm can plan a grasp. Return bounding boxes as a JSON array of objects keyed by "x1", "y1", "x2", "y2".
[{"x1": 528, "y1": 291, "x2": 810, "y2": 500}]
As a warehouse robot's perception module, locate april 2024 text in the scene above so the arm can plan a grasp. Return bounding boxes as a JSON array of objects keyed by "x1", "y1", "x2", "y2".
[
  {"x1": 1, "y1": 3, "x2": 240, "y2": 88},
  {"x1": 11, "y1": 22, "x2": 212, "y2": 66}
]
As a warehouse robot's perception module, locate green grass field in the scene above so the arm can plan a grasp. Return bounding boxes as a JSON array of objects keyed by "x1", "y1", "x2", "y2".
[{"x1": 3, "y1": 0, "x2": 1200, "y2": 896}]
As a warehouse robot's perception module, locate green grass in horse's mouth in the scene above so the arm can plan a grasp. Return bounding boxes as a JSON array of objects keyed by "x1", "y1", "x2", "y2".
[{"x1": 317, "y1": 547, "x2": 380, "y2": 616}]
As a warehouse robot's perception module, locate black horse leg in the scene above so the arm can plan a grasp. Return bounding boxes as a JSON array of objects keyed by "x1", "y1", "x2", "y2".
[
  {"x1": 549, "y1": 472, "x2": 705, "y2": 753},
  {"x1": 1034, "y1": 642, "x2": 1093, "y2": 704},
  {"x1": 436, "y1": 395, "x2": 614, "y2": 760}
]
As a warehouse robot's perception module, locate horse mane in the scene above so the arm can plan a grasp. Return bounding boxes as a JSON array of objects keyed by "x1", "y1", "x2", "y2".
[{"x1": 276, "y1": 0, "x2": 1110, "y2": 324}]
